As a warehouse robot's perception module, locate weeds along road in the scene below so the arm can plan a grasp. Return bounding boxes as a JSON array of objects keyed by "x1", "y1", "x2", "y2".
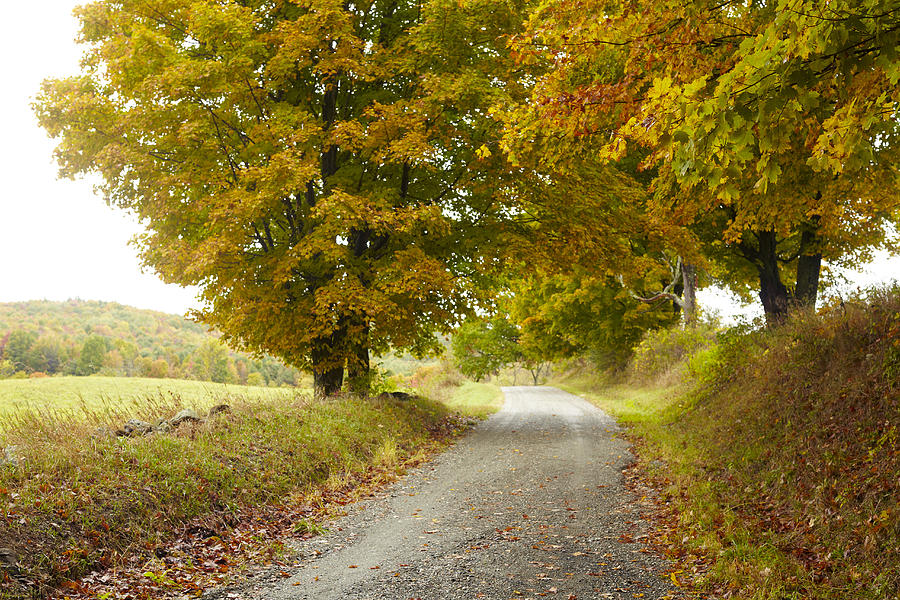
[{"x1": 214, "y1": 386, "x2": 679, "y2": 600}]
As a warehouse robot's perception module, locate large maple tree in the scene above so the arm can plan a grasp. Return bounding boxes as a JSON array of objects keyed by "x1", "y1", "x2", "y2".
[
  {"x1": 36, "y1": 0, "x2": 531, "y2": 395},
  {"x1": 511, "y1": 0, "x2": 900, "y2": 323}
]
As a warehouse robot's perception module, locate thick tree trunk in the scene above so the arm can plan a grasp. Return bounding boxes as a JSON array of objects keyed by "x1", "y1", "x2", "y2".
[
  {"x1": 681, "y1": 262, "x2": 698, "y2": 327},
  {"x1": 346, "y1": 326, "x2": 371, "y2": 395},
  {"x1": 308, "y1": 72, "x2": 344, "y2": 400},
  {"x1": 756, "y1": 230, "x2": 791, "y2": 325},
  {"x1": 794, "y1": 223, "x2": 822, "y2": 309},
  {"x1": 795, "y1": 254, "x2": 821, "y2": 309},
  {"x1": 313, "y1": 365, "x2": 344, "y2": 398},
  {"x1": 311, "y1": 329, "x2": 345, "y2": 398},
  {"x1": 346, "y1": 224, "x2": 372, "y2": 395}
]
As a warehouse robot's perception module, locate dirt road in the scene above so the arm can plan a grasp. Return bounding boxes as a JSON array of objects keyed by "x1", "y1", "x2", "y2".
[{"x1": 213, "y1": 386, "x2": 679, "y2": 600}]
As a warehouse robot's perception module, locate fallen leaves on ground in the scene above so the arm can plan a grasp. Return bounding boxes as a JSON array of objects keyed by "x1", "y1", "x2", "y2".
[{"x1": 43, "y1": 414, "x2": 473, "y2": 600}]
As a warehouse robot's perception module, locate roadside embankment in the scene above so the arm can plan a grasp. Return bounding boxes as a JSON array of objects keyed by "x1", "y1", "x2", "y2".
[
  {"x1": 556, "y1": 287, "x2": 900, "y2": 599},
  {"x1": 0, "y1": 376, "x2": 498, "y2": 599}
]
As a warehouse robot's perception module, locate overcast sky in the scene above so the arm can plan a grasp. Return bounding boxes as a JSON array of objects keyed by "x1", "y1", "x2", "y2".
[
  {"x1": 0, "y1": 1, "x2": 200, "y2": 315},
  {"x1": 0, "y1": 1, "x2": 896, "y2": 321}
]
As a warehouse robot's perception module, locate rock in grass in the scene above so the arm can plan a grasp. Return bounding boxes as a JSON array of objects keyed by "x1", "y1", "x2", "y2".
[
  {"x1": 377, "y1": 391, "x2": 413, "y2": 402},
  {"x1": 170, "y1": 408, "x2": 204, "y2": 427},
  {"x1": 91, "y1": 427, "x2": 116, "y2": 440},
  {"x1": 0, "y1": 547, "x2": 32, "y2": 590},
  {"x1": 0, "y1": 547, "x2": 18, "y2": 568},
  {"x1": 1, "y1": 446, "x2": 20, "y2": 467},
  {"x1": 118, "y1": 419, "x2": 154, "y2": 437},
  {"x1": 207, "y1": 404, "x2": 231, "y2": 418}
]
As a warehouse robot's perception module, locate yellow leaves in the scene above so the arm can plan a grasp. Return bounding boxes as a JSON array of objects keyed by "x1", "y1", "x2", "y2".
[
  {"x1": 647, "y1": 76, "x2": 674, "y2": 102},
  {"x1": 475, "y1": 144, "x2": 492, "y2": 159},
  {"x1": 331, "y1": 120, "x2": 367, "y2": 152}
]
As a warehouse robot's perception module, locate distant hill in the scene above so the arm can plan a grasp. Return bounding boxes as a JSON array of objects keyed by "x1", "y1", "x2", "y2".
[{"x1": 0, "y1": 299, "x2": 301, "y2": 385}]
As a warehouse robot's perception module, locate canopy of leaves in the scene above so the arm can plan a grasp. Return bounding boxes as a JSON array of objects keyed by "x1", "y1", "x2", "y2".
[
  {"x1": 508, "y1": 272, "x2": 678, "y2": 370},
  {"x1": 508, "y1": 0, "x2": 900, "y2": 320}
]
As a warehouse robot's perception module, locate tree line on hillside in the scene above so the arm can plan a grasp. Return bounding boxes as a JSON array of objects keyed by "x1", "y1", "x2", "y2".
[
  {"x1": 0, "y1": 301, "x2": 300, "y2": 385},
  {"x1": 35, "y1": 0, "x2": 900, "y2": 396}
]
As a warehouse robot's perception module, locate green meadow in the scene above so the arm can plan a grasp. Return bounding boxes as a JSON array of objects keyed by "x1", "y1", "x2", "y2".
[{"x1": 0, "y1": 376, "x2": 305, "y2": 422}]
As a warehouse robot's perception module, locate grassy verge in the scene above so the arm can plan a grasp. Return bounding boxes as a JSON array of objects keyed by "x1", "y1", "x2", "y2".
[
  {"x1": 406, "y1": 361, "x2": 505, "y2": 419},
  {"x1": 554, "y1": 288, "x2": 900, "y2": 600},
  {"x1": 0, "y1": 387, "x2": 473, "y2": 599},
  {"x1": 440, "y1": 380, "x2": 504, "y2": 419}
]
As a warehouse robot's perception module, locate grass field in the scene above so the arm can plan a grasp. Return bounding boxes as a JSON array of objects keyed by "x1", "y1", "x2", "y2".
[
  {"x1": 0, "y1": 376, "x2": 305, "y2": 423},
  {"x1": 0, "y1": 364, "x2": 508, "y2": 599}
]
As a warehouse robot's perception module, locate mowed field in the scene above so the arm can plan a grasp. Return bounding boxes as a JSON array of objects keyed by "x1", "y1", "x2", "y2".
[{"x1": 0, "y1": 376, "x2": 307, "y2": 422}]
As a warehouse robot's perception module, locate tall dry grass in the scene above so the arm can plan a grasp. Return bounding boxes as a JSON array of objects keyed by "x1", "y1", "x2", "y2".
[{"x1": 0, "y1": 391, "x2": 451, "y2": 598}]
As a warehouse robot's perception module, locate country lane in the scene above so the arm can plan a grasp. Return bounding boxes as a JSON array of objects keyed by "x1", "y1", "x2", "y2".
[{"x1": 208, "y1": 386, "x2": 681, "y2": 600}]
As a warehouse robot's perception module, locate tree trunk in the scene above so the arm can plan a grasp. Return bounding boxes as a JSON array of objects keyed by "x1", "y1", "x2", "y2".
[
  {"x1": 313, "y1": 365, "x2": 344, "y2": 398},
  {"x1": 311, "y1": 329, "x2": 345, "y2": 398},
  {"x1": 794, "y1": 222, "x2": 822, "y2": 309},
  {"x1": 309, "y1": 73, "x2": 344, "y2": 399},
  {"x1": 756, "y1": 230, "x2": 791, "y2": 325},
  {"x1": 681, "y1": 262, "x2": 698, "y2": 327},
  {"x1": 346, "y1": 324, "x2": 371, "y2": 395}
]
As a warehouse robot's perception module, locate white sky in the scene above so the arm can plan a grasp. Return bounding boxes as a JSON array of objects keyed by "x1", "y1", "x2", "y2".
[
  {"x1": 0, "y1": 1, "x2": 897, "y2": 320},
  {"x1": 0, "y1": 1, "x2": 201, "y2": 316}
]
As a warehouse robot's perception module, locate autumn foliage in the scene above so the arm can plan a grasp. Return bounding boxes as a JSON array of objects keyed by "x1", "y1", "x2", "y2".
[{"x1": 507, "y1": 0, "x2": 900, "y2": 324}]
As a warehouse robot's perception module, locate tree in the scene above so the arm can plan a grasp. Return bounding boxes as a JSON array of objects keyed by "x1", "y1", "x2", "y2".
[
  {"x1": 2, "y1": 330, "x2": 37, "y2": 372},
  {"x1": 77, "y1": 335, "x2": 109, "y2": 376},
  {"x1": 508, "y1": 271, "x2": 679, "y2": 371},
  {"x1": 35, "y1": 0, "x2": 532, "y2": 396},
  {"x1": 510, "y1": 0, "x2": 900, "y2": 324},
  {"x1": 28, "y1": 335, "x2": 67, "y2": 374},
  {"x1": 190, "y1": 340, "x2": 231, "y2": 383},
  {"x1": 451, "y1": 315, "x2": 522, "y2": 382},
  {"x1": 114, "y1": 339, "x2": 140, "y2": 376},
  {"x1": 146, "y1": 358, "x2": 171, "y2": 379},
  {"x1": 0, "y1": 360, "x2": 15, "y2": 379}
]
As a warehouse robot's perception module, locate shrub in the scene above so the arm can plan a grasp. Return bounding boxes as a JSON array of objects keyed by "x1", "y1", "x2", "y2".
[
  {"x1": 685, "y1": 345, "x2": 722, "y2": 384},
  {"x1": 628, "y1": 321, "x2": 718, "y2": 381},
  {"x1": 406, "y1": 361, "x2": 464, "y2": 401}
]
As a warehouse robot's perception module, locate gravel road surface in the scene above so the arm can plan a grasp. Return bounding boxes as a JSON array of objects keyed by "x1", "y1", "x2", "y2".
[{"x1": 212, "y1": 386, "x2": 679, "y2": 600}]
